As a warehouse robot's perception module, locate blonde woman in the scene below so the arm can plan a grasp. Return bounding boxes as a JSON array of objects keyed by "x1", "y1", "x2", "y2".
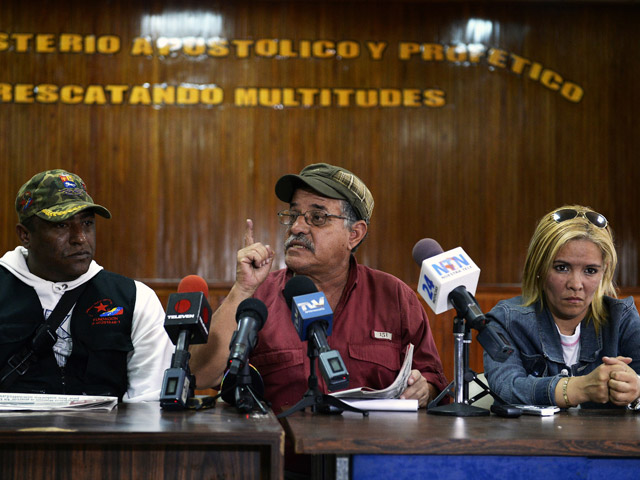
[{"x1": 484, "y1": 206, "x2": 640, "y2": 409}]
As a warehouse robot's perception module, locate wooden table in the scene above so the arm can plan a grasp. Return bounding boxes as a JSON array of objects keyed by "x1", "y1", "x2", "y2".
[
  {"x1": 283, "y1": 408, "x2": 640, "y2": 479},
  {"x1": 0, "y1": 402, "x2": 284, "y2": 480}
]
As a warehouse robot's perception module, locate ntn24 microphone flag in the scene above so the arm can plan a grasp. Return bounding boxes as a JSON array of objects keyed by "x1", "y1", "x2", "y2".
[{"x1": 417, "y1": 246, "x2": 480, "y2": 315}]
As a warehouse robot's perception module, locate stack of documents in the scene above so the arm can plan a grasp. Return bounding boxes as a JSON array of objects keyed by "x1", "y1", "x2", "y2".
[
  {"x1": 0, "y1": 393, "x2": 117, "y2": 412},
  {"x1": 331, "y1": 344, "x2": 418, "y2": 411}
]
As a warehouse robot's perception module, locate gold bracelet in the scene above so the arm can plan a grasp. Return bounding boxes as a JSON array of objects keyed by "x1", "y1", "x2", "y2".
[{"x1": 562, "y1": 377, "x2": 573, "y2": 408}]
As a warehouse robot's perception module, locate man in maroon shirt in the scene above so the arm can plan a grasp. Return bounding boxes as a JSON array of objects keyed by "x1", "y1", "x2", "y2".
[{"x1": 191, "y1": 163, "x2": 447, "y2": 414}]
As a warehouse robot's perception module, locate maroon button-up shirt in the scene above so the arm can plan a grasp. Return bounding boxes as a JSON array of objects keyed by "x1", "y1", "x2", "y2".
[{"x1": 250, "y1": 256, "x2": 448, "y2": 414}]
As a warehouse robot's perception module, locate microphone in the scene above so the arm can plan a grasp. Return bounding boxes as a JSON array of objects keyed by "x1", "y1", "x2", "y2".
[
  {"x1": 283, "y1": 275, "x2": 334, "y2": 340},
  {"x1": 412, "y1": 238, "x2": 480, "y2": 315},
  {"x1": 227, "y1": 298, "x2": 268, "y2": 376},
  {"x1": 223, "y1": 299, "x2": 268, "y2": 414},
  {"x1": 160, "y1": 275, "x2": 212, "y2": 409},
  {"x1": 164, "y1": 275, "x2": 212, "y2": 345},
  {"x1": 413, "y1": 239, "x2": 513, "y2": 362},
  {"x1": 283, "y1": 276, "x2": 349, "y2": 391}
]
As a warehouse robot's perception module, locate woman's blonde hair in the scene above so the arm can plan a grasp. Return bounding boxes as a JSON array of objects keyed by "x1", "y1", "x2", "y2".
[{"x1": 522, "y1": 205, "x2": 617, "y2": 330}]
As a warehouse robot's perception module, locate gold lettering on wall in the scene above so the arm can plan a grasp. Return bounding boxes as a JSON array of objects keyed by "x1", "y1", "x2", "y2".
[
  {"x1": 233, "y1": 88, "x2": 445, "y2": 107},
  {"x1": 0, "y1": 83, "x2": 224, "y2": 105},
  {"x1": 0, "y1": 32, "x2": 585, "y2": 105},
  {"x1": 0, "y1": 32, "x2": 121, "y2": 53},
  {"x1": 398, "y1": 43, "x2": 583, "y2": 103}
]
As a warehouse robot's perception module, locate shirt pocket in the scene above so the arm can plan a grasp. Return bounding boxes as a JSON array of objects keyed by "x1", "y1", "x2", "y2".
[
  {"x1": 251, "y1": 348, "x2": 305, "y2": 377},
  {"x1": 520, "y1": 352, "x2": 548, "y2": 377},
  {"x1": 250, "y1": 348, "x2": 306, "y2": 399},
  {"x1": 77, "y1": 332, "x2": 133, "y2": 380},
  {"x1": 348, "y1": 342, "x2": 402, "y2": 372},
  {"x1": 82, "y1": 331, "x2": 133, "y2": 353}
]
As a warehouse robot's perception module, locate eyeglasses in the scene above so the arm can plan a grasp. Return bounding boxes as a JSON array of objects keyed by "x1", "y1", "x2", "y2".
[
  {"x1": 551, "y1": 209, "x2": 608, "y2": 229},
  {"x1": 277, "y1": 209, "x2": 347, "y2": 227}
]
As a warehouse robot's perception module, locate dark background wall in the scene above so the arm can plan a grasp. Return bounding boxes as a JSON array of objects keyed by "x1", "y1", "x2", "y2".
[{"x1": 1, "y1": 0, "x2": 638, "y2": 379}]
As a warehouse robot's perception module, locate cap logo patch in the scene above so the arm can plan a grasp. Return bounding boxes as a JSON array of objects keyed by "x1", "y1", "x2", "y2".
[
  {"x1": 59, "y1": 174, "x2": 77, "y2": 188},
  {"x1": 61, "y1": 187, "x2": 88, "y2": 197},
  {"x1": 19, "y1": 194, "x2": 32, "y2": 212}
]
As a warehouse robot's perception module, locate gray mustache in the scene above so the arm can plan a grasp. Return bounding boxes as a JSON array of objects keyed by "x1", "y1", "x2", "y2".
[{"x1": 285, "y1": 234, "x2": 315, "y2": 253}]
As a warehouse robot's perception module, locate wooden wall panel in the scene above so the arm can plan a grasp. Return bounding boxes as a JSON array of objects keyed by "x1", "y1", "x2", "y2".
[
  {"x1": 1, "y1": 1, "x2": 639, "y2": 383},
  {"x1": 1, "y1": 1, "x2": 638, "y2": 287}
]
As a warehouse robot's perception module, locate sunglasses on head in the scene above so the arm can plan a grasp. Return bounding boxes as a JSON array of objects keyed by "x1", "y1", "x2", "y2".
[{"x1": 551, "y1": 208, "x2": 608, "y2": 229}]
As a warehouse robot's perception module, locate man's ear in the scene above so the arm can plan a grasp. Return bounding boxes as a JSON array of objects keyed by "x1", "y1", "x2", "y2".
[
  {"x1": 16, "y1": 223, "x2": 31, "y2": 248},
  {"x1": 348, "y1": 221, "x2": 368, "y2": 250}
]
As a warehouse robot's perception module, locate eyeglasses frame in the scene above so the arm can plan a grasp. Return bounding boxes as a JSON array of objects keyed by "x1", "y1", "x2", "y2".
[{"x1": 277, "y1": 209, "x2": 348, "y2": 227}]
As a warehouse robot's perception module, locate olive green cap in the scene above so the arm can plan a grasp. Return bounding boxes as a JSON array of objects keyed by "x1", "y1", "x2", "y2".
[{"x1": 275, "y1": 163, "x2": 374, "y2": 223}]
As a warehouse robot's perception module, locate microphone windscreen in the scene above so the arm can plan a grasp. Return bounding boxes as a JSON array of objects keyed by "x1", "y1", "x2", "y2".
[
  {"x1": 283, "y1": 275, "x2": 318, "y2": 308},
  {"x1": 177, "y1": 274, "x2": 209, "y2": 295},
  {"x1": 236, "y1": 298, "x2": 268, "y2": 328},
  {"x1": 220, "y1": 364, "x2": 265, "y2": 406},
  {"x1": 412, "y1": 238, "x2": 445, "y2": 265},
  {"x1": 178, "y1": 274, "x2": 211, "y2": 322}
]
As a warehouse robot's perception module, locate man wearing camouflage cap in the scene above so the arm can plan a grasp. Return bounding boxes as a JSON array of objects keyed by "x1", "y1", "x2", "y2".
[
  {"x1": 0, "y1": 169, "x2": 172, "y2": 401},
  {"x1": 191, "y1": 163, "x2": 447, "y2": 414}
]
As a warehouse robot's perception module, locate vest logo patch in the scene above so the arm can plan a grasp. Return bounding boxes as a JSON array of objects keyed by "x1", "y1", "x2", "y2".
[
  {"x1": 100, "y1": 307, "x2": 124, "y2": 317},
  {"x1": 87, "y1": 299, "x2": 124, "y2": 326},
  {"x1": 372, "y1": 331, "x2": 393, "y2": 341}
]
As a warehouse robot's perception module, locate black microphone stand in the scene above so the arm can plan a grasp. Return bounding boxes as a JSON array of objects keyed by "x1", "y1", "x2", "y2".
[
  {"x1": 234, "y1": 362, "x2": 268, "y2": 414},
  {"x1": 160, "y1": 330, "x2": 217, "y2": 411},
  {"x1": 427, "y1": 315, "x2": 495, "y2": 416},
  {"x1": 160, "y1": 330, "x2": 196, "y2": 410},
  {"x1": 277, "y1": 342, "x2": 369, "y2": 419}
]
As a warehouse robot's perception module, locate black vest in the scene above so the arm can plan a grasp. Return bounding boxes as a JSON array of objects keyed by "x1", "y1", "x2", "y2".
[{"x1": 0, "y1": 266, "x2": 135, "y2": 400}]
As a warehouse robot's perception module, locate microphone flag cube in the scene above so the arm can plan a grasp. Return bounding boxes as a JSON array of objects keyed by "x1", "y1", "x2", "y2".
[
  {"x1": 164, "y1": 292, "x2": 211, "y2": 344},
  {"x1": 417, "y1": 247, "x2": 481, "y2": 315},
  {"x1": 292, "y1": 291, "x2": 333, "y2": 339}
]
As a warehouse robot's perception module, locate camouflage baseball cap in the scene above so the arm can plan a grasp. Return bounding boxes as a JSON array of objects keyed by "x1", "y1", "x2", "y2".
[
  {"x1": 15, "y1": 169, "x2": 112, "y2": 223},
  {"x1": 275, "y1": 163, "x2": 374, "y2": 223}
]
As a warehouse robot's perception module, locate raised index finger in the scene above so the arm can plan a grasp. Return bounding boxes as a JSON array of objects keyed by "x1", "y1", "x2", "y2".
[{"x1": 244, "y1": 218, "x2": 255, "y2": 247}]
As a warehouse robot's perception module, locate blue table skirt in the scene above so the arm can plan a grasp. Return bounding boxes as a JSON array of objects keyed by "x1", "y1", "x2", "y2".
[{"x1": 352, "y1": 455, "x2": 640, "y2": 480}]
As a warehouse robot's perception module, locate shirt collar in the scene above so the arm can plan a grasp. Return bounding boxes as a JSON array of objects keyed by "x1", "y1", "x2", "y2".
[
  {"x1": 280, "y1": 254, "x2": 360, "y2": 316},
  {"x1": 538, "y1": 301, "x2": 601, "y2": 364}
]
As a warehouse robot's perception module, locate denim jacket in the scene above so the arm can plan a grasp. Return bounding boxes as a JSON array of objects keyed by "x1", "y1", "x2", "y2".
[{"x1": 483, "y1": 295, "x2": 640, "y2": 407}]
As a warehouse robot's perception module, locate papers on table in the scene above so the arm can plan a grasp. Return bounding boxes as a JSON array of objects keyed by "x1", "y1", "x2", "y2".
[
  {"x1": 0, "y1": 393, "x2": 118, "y2": 412},
  {"x1": 331, "y1": 344, "x2": 414, "y2": 403},
  {"x1": 340, "y1": 398, "x2": 419, "y2": 412}
]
